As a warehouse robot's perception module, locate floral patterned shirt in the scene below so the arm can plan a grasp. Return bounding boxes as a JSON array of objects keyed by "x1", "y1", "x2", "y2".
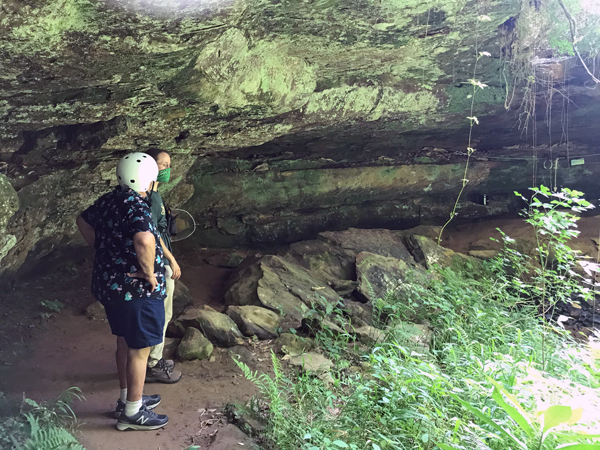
[{"x1": 81, "y1": 185, "x2": 166, "y2": 304}]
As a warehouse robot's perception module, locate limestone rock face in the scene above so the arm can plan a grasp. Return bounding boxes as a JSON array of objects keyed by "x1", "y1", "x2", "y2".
[
  {"x1": 355, "y1": 251, "x2": 432, "y2": 304},
  {"x1": 0, "y1": 0, "x2": 599, "y2": 278},
  {"x1": 176, "y1": 327, "x2": 213, "y2": 361},
  {"x1": 172, "y1": 280, "x2": 193, "y2": 320},
  {"x1": 227, "y1": 305, "x2": 280, "y2": 340},
  {"x1": 175, "y1": 305, "x2": 244, "y2": 348},
  {"x1": 0, "y1": 175, "x2": 19, "y2": 276},
  {"x1": 273, "y1": 333, "x2": 313, "y2": 356},
  {"x1": 343, "y1": 300, "x2": 374, "y2": 327},
  {"x1": 83, "y1": 300, "x2": 106, "y2": 321},
  {"x1": 320, "y1": 228, "x2": 415, "y2": 265},
  {"x1": 354, "y1": 325, "x2": 386, "y2": 345},
  {"x1": 224, "y1": 255, "x2": 342, "y2": 321},
  {"x1": 289, "y1": 352, "x2": 333, "y2": 376}
]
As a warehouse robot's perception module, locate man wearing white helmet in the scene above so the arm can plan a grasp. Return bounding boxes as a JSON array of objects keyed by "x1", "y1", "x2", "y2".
[{"x1": 76, "y1": 152, "x2": 169, "y2": 431}]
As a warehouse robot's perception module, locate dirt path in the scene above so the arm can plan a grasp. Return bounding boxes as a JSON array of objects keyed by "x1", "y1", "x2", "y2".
[{"x1": 0, "y1": 254, "x2": 265, "y2": 450}]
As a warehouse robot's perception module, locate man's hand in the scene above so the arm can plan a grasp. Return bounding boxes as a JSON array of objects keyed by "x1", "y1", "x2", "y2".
[
  {"x1": 170, "y1": 260, "x2": 182, "y2": 280},
  {"x1": 126, "y1": 270, "x2": 159, "y2": 291}
]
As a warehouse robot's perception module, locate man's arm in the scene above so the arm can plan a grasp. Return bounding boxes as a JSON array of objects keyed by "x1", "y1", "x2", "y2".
[
  {"x1": 127, "y1": 231, "x2": 158, "y2": 291},
  {"x1": 76, "y1": 215, "x2": 95, "y2": 248},
  {"x1": 159, "y1": 237, "x2": 181, "y2": 280}
]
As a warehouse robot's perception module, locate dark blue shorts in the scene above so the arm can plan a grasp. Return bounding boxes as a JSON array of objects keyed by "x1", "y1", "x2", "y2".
[{"x1": 104, "y1": 297, "x2": 165, "y2": 349}]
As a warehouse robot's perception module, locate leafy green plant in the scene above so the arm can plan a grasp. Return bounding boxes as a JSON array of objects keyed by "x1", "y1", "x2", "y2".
[
  {"x1": 0, "y1": 388, "x2": 85, "y2": 450},
  {"x1": 21, "y1": 387, "x2": 84, "y2": 430},
  {"x1": 514, "y1": 186, "x2": 594, "y2": 369},
  {"x1": 41, "y1": 300, "x2": 64, "y2": 314}
]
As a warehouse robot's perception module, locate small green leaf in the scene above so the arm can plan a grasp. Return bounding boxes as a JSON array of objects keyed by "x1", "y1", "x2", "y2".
[
  {"x1": 333, "y1": 440, "x2": 349, "y2": 448},
  {"x1": 436, "y1": 444, "x2": 460, "y2": 450},
  {"x1": 372, "y1": 444, "x2": 382, "y2": 450},
  {"x1": 541, "y1": 405, "x2": 575, "y2": 434}
]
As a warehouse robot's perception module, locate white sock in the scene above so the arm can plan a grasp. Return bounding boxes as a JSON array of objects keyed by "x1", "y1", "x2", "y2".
[
  {"x1": 120, "y1": 389, "x2": 127, "y2": 403},
  {"x1": 124, "y1": 399, "x2": 143, "y2": 417}
]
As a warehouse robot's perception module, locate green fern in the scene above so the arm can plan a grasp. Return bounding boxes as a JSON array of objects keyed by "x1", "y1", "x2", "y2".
[
  {"x1": 13, "y1": 413, "x2": 84, "y2": 450},
  {"x1": 233, "y1": 351, "x2": 287, "y2": 433}
]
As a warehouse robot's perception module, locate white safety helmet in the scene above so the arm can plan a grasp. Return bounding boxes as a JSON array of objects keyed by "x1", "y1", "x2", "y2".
[{"x1": 116, "y1": 152, "x2": 158, "y2": 192}]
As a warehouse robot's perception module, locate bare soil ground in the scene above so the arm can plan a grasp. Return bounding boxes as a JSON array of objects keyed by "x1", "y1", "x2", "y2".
[
  {"x1": 0, "y1": 249, "x2": 267, "y2": 450},
  {"x1": 1, "y1": 215, "x2": 599, "y2": 449}
]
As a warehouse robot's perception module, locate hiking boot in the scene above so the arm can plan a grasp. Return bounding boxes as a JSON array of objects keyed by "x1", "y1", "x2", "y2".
[
  {"x1": 145, "y1": 358, "x2": 182, "y2": 384},
  {"x1": 162, "y1": 359, "x2": 175, "y2": 370},
  {"x1": 116, "y1": 405, "x2": 168, "y2": 431},
  {"x1": 114, "y1": 394, "x2": 161, "y2": 418},
  {"x1": 147, "y1": 358, "x2": 175, "y2": 371}
]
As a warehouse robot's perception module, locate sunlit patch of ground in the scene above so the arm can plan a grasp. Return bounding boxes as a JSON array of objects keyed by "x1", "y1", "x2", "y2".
[{"x1": 518, "y1": 334, "x2": 600, "y2": 436}]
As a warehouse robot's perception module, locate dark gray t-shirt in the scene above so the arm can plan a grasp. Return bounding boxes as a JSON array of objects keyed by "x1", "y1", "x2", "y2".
[{"x1": 149, "y1": 190, "x2": 172, "y2": 266}]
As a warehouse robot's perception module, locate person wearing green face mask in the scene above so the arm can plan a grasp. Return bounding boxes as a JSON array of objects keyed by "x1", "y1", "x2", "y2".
[{"x1": 144, "y1": 148, "x2": 183, "y2": 384}]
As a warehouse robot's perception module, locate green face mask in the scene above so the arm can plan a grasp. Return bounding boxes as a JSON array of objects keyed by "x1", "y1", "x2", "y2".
[{"x1": 157, "y1": 168, "x2": 171, "y2": 183}]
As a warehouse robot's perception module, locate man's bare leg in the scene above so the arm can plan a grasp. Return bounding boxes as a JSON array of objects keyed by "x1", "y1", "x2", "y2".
[
  {"x1": 116, "y1": 337, "x2": 128, "y2": 390},
  {"x1": 126, "y1": 346, "x2": 151, "y2": 402}
]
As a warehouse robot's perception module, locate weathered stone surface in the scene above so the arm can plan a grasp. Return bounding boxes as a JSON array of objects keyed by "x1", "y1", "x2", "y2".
[
  {"x1": 176, "y1": 327, "x2": 213, "y2": 361},
  {"x1": 354, "y1": 325, "x2": 386, "y2": 345},
  {"x1": 227, "y1": 305, "x2": 280, "y2": 340},
  {"x1": 0, "y1": 0, "x2": 599, "y2": 280},
  {"x1": 273, "y1": 333, "x2": 313, "y2": 356},
  {"x1": 355, "y1": 251, "x2": 431, "y2": 304},
  {"x1": 343, "y1": 300, "x2": 374, "y2": 327},
  {"x1": 285, "y1": 239, "x2": 356, "y2": 284},
  {"x1": 0, "y1": 175, "x2": 19, "y2": 276},
  {"x1": 302, "y1": 317, "x2": 346, "y2": 337},
  {"x1": 162, "y1": 337, "x2": 181, "y2": 360},
  {"x1": 224, "y1": 255, "x2": 342, "y2": 321},
  {"x1": 175, "y1": 305, "x2": 244, "y2": 348},
  {"x1": 320, "y1": 228, "x2": 415, "y2": 265},
  {"x1": 230, "y1": 346, "x2": 259, "y2": 371},
  {"x1": 225, "y1": 404, "x2": 267, "y2": 439},
  {"x1": 83, "y1": 301, "x2": 106, "y2": 321},
  {"x1": 172, "y1": 280, "x2": 193, "y2": 320},
  {"x1": 468, "y1": 250, "x2": 500, "y2": 260},
  {"x1": 289, "y1": 352, "x2": 333, "y2": 375},
  {"x1": 410, "y1": 235, "x2": 465, "y2": 270}
]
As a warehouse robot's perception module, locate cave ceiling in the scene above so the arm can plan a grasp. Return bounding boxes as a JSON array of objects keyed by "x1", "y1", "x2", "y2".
[{"x1": 0, "y1": 0, "x2": 599, "y2": 277}]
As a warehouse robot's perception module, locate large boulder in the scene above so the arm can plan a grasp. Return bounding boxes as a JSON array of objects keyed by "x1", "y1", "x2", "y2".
[
  {"x1": 284, "y1": 229, "x2": 421, "y2": 295},
  {"x1": 407, "y1": 234, "x2": 469, "y2": 270},
  {"x1": 285, "y1": 239, "x2": 356, "y2": 285},
  {"x1": 355, "y1": 251, "x2": 431, "y2": 304},
  {"x1": 83, "y1": 301, "x2": 106, "y2": 321},
  {"x1": 319, "y1": 228, "x2": 416, "y2": 265},
  {"x1": 224, "y1": 255, "x2": 342, "y2": 321},
  {"x1": 176, "y1": 327, "x2": 213, "y2": 361},
  {"x1": 174, "y1": 305, "x2": 244, "y2": 348},
  {"x1": 289, "y1": 352, "x2": 334, "y2": 384},
  {"x1": 172, "y1": 280, "x2": 194, "y2": 319},
  {"x1": 273, "y1": 333, "x2": 314, "y2": 356},
  {"x1": 227, "y1": 305, "x2": 280, "y2": 340},
  {"x1": 342, "y1": 300, "x2": 374, "y2": 327},
  {"x1": 0, "y1": 175, "x2": 19, "y2": 276}
]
